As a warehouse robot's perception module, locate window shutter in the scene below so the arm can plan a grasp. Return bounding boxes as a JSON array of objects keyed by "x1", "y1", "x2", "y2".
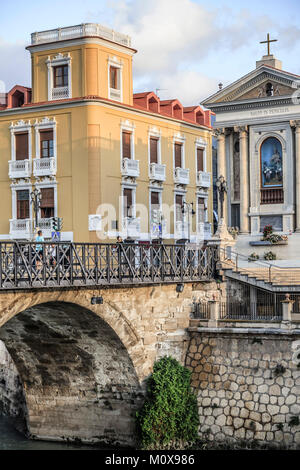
[
  {"x1": 17, "y1": 190, "x2": 29, "y2": 219},
  {"x1": 151, "y1": 191, "x2": 159, "y2": 206},
  {"x1": 197, "y1": 148, "x2": 204, "y2": 172},
  {"x1": 150, "y1": 137, "x2": 158, "y2": 164},
  {"x1": 176, "y1": 194, "x2": 183, "y2": 221},
  {"x1": 175, "y1": 143, "x2": 182, "y2": 168},
  {"x1": 40, "y1": 188, "x2": 54, "y2": 208},
  {"x1": 122, "y1": 131, "x2": 131, "y2": 159},
  {"x1": 110, "y1": 66, "x2": 118, "y2": 89},
  {"x1": 15, "y1": 133, "x2": 28, "y2": 160}
]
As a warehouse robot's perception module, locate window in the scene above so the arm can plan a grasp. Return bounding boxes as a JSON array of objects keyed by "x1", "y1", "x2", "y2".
[
  {"x1": 110, "y1": 66, "x2": 119, "y2": 90},
  {"x1": 174, "y1": 143, "x2": 182, "y2": 168},
  {"x1": 150, "y1": 137, "x2": 159, "y2": 164},
  {"x1": 266, "y1": 82, "x2": 274, "y2": 97},
  {"x1": 53, "y1": 65, "x2": 68, "y2": 88},
  {"x1": 40, "y1": 130, "x2": 54, "y2": 158},
  {"x1": 15, "y1": 133, "x2": 28, "y2": 161},
  {"x1": 17, "y1": 190, "x2": 29, "y2": 219},
  {"x1": 40, "y1": 188, "x2": 54, "y2": 219},
  {"x1": 123, "y1": 188, "x2": 133, "y2": 218},
  {"x1": 175, "y1": 194, "x2": 183, "y2": 222},
  {"x1": 122, "y1": 131, "x2": 132, "y2": 159},
  {"x1": 197, "y1": 148, "x2": 204, "y2": 172}
]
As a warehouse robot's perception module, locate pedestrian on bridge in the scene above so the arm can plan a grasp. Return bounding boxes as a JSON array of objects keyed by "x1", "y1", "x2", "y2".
[{"x1": 35, "y1": 230, "x2": 44, "y2": 269}]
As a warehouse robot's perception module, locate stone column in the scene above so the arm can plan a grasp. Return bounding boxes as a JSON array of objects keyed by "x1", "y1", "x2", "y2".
[
  {"x1": 208, "y1": 299, "x2": 220, "y2": 328},
  {"x1": 215, "y1": 128, "x2": 227, "y2": 225},
  {"x1": 237, "y1": 126, "x2": 249, "y2": 234},
  {"x1": 281, "y1": 294, "x2": 294, "y2": 329},
  {"x1": 291, "y1": 121, "x2": 300, "y2": 232}
]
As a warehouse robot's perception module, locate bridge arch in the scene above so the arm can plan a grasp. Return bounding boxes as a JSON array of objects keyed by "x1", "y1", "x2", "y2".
[{"x1": 0, "y1": 293, "x2": 148, "y2": 447}]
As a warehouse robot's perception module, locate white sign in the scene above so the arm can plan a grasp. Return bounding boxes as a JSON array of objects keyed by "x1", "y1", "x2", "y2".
[{"x1": 89, "y1": 215, "x2": 102, "y2": 231}]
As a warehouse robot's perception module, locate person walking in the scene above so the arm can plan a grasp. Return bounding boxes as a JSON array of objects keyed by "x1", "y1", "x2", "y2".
[{"x1": 35, "y1": 230, "x2": 44, "y2": 270}]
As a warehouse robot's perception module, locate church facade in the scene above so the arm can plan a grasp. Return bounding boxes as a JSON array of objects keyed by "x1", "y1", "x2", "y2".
[{"x1": 202, "y1": 49, "x2": 300, "y2": 260}]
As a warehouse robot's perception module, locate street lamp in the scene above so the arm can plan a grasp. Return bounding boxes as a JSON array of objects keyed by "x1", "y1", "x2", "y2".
[
  {"x1": 216, "y1": 175, "x2": 227, "y2": 220},
  {"x1": 30, "y1": 188, "x2": 41, "y2": 232},
  {"x1": 181, "y1": 201, "x2": 196, "y2": 242}
]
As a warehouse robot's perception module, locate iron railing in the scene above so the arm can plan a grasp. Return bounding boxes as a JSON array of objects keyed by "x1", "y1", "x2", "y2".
[{"x1": 0, "y1": 242, "x2": 218, "y2": 290}]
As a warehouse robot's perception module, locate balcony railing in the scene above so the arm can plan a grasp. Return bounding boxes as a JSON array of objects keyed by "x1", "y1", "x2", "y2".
[
  {"x1": 9, "y1": 160, "x2": 31, "y2": 179},
  {"x1": 37, "y1": 218, "x2": 53, "y2": 238},
  {"x1": 149, "y1": 163, "x2": 166, "y2": 182},
  {"x1": 174, "y1": 167, "x2": 189, "y2": 185},
  {"x1": 122, "y1": 217, "x2": 141, "y2": 238},
  {"x1": 10, "y1": 219, "x2": 31, "y2": 239},
  {"x1": 33, "y1": 158, "x2": 56, "y2": 177},
  {"x1": 52, "y1": 86, "x2": 70, "y2": 100},
  {"x1": 175, "y1": 220, "x2": 189, "y2": 239},
  {"x1": 197, "y1": 222, "x2": 212, "y2": 240},
  {"x1": 122, "y1": 158, "x2": 140, "y2": 178},
  {"x1": 109, "y1": 88, "x2": 121, "y2": 101},
  {"x1": 150, "y1": 220, "x2": 167, "y2": 239},
  {"x1": 261, "y1": 188, "x2": 284, "y2": 204},
  {"x1": 31, "y1": 23, "x2": 131, "y2": 48},
  {"x1": 196, "y1": 171, "x2": 211, "y2": 188}
]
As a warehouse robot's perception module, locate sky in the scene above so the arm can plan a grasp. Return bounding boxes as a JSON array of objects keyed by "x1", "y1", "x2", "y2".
[{"x1": 1, "y1": 0, "x2": 300, "y2": 105}]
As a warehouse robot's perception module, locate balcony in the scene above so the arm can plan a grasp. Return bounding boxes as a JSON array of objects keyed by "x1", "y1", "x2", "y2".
[
  {"x1": 51, "y1": 86, "x2": 70, "y2": 100},
  {"x1": 9, "y1": 160, "x2": 31, "y2": 179},
  {"x1": 109, "y1": 88, "x2": 121, "y2": 101},
  {"x1": 149, "y1": 163, "x2": 166, "y2": 182},
  {"x1": 174, "y1": 167, "x2": 189, "y2": 185},
  {"x1": 196, "y1": 171, "x2": 211, "y2": 188},
  {"x1": 33, "y1": 158, "x2": 56, "y2": 177},
  {"x1": 122, "y1": 217, "x2": 140, "y2": 239},
  {"x1": 175, "y1": 220, "x2": 189, "y2": 240},
  {"x1": 10, "y1": 219, "x2": 31, "y2": 240},
  {"x1": 197, "y1": 222, "x2": 212, "y2": 240},
  {"x1": 261, "y1": 188, "x2": 284, "y2": 204},
  {"x1": 37, "y1": 218, "x2": 53, "y2": 239},
  {"x1": 150, "y1": 220, "x2": 167, "y2": 239},
  {"x1": 122, "y1": 158, "x2": 140, "y2": 178}
]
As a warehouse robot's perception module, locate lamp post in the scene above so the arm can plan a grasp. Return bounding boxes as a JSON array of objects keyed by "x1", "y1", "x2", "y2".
[
  {"x1": 216, "y1": 175, "x2": 227, "y2": 221},
  {"x1": 30, "y1": 188, "x2": 41, "y2": 232},
  {"x1": 181, "y1": 201, "x2": 195, "y2": 242}
]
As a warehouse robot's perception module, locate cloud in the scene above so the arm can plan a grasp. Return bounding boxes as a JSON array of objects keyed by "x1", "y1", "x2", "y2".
[{"x1": 0, "y1": 39, "x2": 30, "y2": 91}]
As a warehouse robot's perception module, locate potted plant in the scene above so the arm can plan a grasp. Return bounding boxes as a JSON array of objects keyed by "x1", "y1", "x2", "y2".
[
  {"x1": 248, "y1": 252, "x2": 259, "y2": 261},
  {"x1": 264, "y1": 251, "x2": 277, "y2": 260}
]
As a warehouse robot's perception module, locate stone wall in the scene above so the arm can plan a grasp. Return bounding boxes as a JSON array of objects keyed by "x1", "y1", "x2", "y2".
[{"x1": 186, "y1": 329, "x2": 300, "y2": 449}]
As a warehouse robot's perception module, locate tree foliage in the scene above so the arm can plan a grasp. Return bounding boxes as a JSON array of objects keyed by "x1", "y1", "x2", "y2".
[{"x1": 136, "y1": 356, "x2": 199, "y2": 449}]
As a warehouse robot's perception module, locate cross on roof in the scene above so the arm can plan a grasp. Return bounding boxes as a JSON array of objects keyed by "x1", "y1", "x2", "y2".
[{"x1": 260, "y1": 33, "x2": 278, "y2": 56}]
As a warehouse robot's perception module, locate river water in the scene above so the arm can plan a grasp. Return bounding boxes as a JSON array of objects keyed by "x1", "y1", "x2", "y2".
[{"x1": 0, "y1": 415, "x2": 112, "y2": 450}]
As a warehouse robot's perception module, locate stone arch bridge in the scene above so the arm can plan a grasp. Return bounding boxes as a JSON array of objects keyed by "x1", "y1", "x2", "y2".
[{"x1": 0, "y1": 241, "x2": 218, "y2": 446}]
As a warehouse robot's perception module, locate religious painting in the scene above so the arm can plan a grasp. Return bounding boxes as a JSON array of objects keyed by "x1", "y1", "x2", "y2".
[{"x1": 261, "y1": 137, "x2": 283, "y2": 187}]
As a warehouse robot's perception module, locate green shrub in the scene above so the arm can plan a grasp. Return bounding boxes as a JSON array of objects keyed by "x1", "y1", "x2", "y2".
[{"x1": 136, "y1": 356, "x2": 199, "y2": 450}]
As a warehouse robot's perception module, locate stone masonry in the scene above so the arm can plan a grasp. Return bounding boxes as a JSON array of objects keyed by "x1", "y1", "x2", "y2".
[{"x1": 186, "y1": 330, "x2": 300, "y2": 449}]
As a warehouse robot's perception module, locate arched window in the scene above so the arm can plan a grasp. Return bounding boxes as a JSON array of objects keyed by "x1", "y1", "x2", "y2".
[
  {"x1": 266, "y1": 82, "x2": 274, "y2": 97},
  {"x1": 261, "y1": 137, "x2": 283, "y2": 188}
]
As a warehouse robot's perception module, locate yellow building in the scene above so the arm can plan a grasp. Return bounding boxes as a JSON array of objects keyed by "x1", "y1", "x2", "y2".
[{"x1": 0, "y1": 23, "x2": 213, "y2": 243}]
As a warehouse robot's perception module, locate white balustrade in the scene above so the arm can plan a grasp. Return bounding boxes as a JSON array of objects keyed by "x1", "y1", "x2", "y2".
[
  {"x1": 52, "y1": 86, "x2": 70, "y2": 100},
  {"x1": 33, "y1": 158, "x2": 56, "y2": 177},
  {"x1": 122, "y1": 158, "x2": 140, "y2": 178},
  {"x1": 109, "y1": 88, "x2": 121, "y2": 101},
  {"x1": 175, "y1": 220, "x2": 189, "y2": 239},
  {"x1": 196, "y1": 171, "x2": 211, "y2": 188},
  {"x1": 123, "y1": 217, "x2": 140, "y2": 238},
  {"x1": 10, "y1": 219, "x2": 31, "y2": 239},
  {"x1": 174, "y1": 167, "x2": 190, "y2": 185},
  {"x1": 149, "y1": 163, "x2": 166, "y2": 182},
  {"x1": 9, "y1": 159, "x2": 31, "y2": 179},
  {"x1": 31, "y1": 23, "x2": 131, "y2": 47},
  {"x1": 37, "y1": 218, "x2": 53, "y2": 238}
]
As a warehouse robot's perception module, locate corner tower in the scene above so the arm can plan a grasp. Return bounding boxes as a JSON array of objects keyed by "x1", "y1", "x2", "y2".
[{"x1": 26, "y1": 23, "x2": 136, "y2": 105}]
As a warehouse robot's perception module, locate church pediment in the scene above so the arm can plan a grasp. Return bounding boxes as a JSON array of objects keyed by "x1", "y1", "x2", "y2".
[{"x1": 202, "y1": 65, "x2": 299, "y2": 107}]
